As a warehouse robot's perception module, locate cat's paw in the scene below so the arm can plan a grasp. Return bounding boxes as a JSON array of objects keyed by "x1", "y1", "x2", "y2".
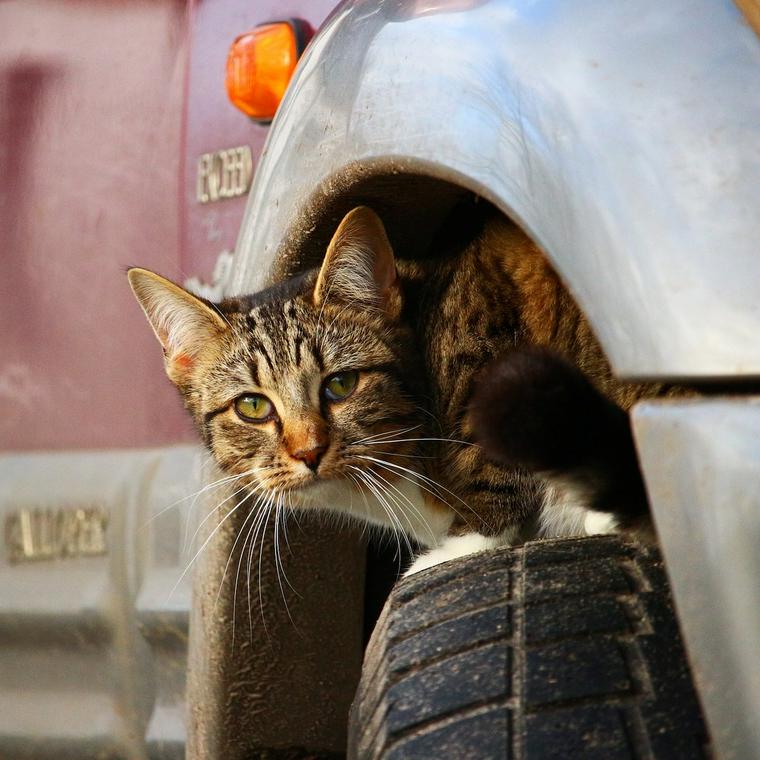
[
  {"x1": 583, "y1": 509, "x2": 618, "y2": 536},
  {"x1": 405, "y1": 533, "x2": 504, "y2": 576}
]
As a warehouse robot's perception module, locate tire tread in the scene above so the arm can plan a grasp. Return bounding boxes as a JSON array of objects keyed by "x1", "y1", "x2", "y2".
[{"x1": 349, "y1": 536, "x2": 710, "y2": 759}]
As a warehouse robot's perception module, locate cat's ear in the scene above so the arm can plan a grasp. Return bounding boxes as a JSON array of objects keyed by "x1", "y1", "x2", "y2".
[
  {"x1": 313, "y1": 206, "x2": 401, "y2": 319},
  {"x1": 127, "y1": 268, "x2": 228, "y2": 382}
]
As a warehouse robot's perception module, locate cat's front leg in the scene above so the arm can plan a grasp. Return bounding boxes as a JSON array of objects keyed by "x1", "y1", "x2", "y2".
[{"x1": 405, "y1": 532, "x2": 507, "y2": 576}]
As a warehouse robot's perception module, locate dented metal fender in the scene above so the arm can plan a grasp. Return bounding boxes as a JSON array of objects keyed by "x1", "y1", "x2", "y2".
[{"x1": 231, "y1": 0, "x2": 760, "y2": 381}]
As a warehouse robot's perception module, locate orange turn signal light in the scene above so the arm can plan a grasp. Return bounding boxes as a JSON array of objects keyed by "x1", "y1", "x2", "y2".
[{"x1": 226, "y1": 20, "x2": 310, "y2": 122}]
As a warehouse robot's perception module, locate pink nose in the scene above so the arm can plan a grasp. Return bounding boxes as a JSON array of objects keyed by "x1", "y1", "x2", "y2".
[{"x1": 291, "y1": 444, "x2": 327, "y2": 472}]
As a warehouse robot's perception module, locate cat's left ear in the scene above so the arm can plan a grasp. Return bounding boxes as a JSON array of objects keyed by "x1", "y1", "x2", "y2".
[
  {"x1": 313, "y1": 206, "x2": 401, "y2": 319},
  {"x1": 127, "y1": 268, "x2": 228, "y2": 383}
]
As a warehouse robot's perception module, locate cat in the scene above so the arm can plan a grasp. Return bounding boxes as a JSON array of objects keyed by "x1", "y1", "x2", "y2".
[{"x1": 128, "y1": 204, "x2": 658, "y2": 575}]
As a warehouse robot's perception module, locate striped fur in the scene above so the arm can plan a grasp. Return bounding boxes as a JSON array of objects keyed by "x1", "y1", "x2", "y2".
[{"x1": 129, "y1": 205, "x2": 663, "y2": 566}]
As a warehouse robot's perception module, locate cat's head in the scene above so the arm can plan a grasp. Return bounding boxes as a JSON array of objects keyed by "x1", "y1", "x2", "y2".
[{"x1": 128, "y1": 207, "x2": 423, "y2": 505}]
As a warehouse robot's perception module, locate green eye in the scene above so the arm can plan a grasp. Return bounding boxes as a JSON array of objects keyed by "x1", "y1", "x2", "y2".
[
  {"x1": 324, "y1": 371, "x2": 359, "y2": 401},
  {"x1": 234, "y1": 394, "x2": 274, "y2": 421}
]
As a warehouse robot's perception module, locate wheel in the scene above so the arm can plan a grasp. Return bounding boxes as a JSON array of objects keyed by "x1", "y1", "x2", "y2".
[{"x1": 348, "y1": 536, "x2": 710, "y2": 759}]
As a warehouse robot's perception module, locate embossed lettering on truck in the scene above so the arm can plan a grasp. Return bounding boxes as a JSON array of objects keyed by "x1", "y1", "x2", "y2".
[
  {"x1": 4, "y1": 506, "x2": 109, "y2": 563},
  {"x1": 196, "y1": 146, "x2": 254, "y2": 203}
]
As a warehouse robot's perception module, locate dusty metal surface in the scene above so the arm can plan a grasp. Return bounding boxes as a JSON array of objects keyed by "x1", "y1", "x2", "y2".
[
  {"x1": 634, "y1": 399, "x2": 760, "y2": 760},
  {"x1": 224, "y1": 4, "x2": 760, "y2": 755},
  {"x1": 231, "y1": 0, "x2": 760, "y2": 380},
  {"x1": 187, "y1": 485, "x2": 366, "y2": 759},
  {"x1": 0, "y1": 446, "x2": 199, "y2": 759}
]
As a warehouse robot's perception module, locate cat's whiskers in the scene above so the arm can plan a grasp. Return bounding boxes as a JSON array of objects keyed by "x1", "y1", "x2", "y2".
[
  {"x1": 273, "y1": 492, "x2": 300, "y2": 629},
  {"x1": 347, "y1": 467, "x2": 395, "y2": 543},
  {"x1": 278, "y1": 490, "x2": 295, "y2": 556},
  {"x1": 364, "y1": 466, "x2": 438, "y2": 547},
  {"x1": 228, "y1": 493, "x2": 270, "y2": 648},
  {"x1": 239, "y1": 487, "x2": 275, "y2": 644},
  {"x1": 368, "y1": 459, "x2": 465, "y2": 528},
  {"x1": 170, "y1": 467, "x2": 274, "y2": 619},
  {"x1": 183, "y1": 467, "x2": 272, "y2": 555},
  {"x1": 168, "y1": 488, "x2": 252, "y2": 602},
  {"x1": 348, "y1": 468, "x2": 405, "y2": 573},
  {"x1": 347, "y1": 465, "x2": 412, "y2": 559},
  {"x1": 352, "y1": 424, "x2": 422, "y2": 446},
  {"x1": 355, "y1": 469, "x2": 405, "y2": 564},
  {"x1": 254, "y1": 490, "x2": 277, "y2": 643},
  {"x1": 358, "y1": 436, "x2": 477, "y2": 448},
  {"x1": 177, "y1": 457, "x2": 275, "y2": 550},
  {"x1": 361, "y1": 467, "x2": 417, "y2": 545},
  {"x1": 347, "y1": 429, "x2": 443, "y2": 543},
  {"x1": 183, "y1": 479, "x2": 251, "y2": 556},
  {"x1": 217, "y1": 487, "x2": 268, "y2": 613},
  {"x1": 244, "y1": 493, "x2": 275, "y2": 642},
  {"x1": 356, "y1": 454, "x2": 489, "y2": 533},
  {"x1": 364, "y1": 448, "x2": 435, "y2": 460},
  {"x1": 144, "y1": 466, "x2": 252, "y2": 531},
  {"x1": 346, "y1": 470, "x2": 374, "y2": 541}
]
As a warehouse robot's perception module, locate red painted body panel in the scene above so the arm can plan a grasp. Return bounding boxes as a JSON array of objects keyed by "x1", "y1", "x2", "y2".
[
  {"x1": 182, "y1": 0, "x2": 338, "y2": 281},
  {"x1": 0, "y1": 0, "x2": 337, "y2": 451},
  {"x1": 0, "y1": 0, "x2": 191, "y2": 450}
]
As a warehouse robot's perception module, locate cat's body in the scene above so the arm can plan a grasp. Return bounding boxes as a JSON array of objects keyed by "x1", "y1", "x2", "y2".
[{"x1": 129, "y1": 206, "x2": 657, "y2": 573}]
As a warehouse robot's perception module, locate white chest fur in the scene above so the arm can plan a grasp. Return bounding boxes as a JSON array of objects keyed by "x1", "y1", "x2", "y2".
[{"x1": 296, "y1": 476, "x2": 454, "y2": 548}]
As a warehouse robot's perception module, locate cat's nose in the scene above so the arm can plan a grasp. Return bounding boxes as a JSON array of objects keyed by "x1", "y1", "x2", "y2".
[{"x1": 291, "y1": 444, "x2": 327, "y2": 472}]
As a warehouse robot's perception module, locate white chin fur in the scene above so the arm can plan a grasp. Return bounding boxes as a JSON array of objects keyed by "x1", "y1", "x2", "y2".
[
  {"x1": 291, "y1": 476, "x2": 454, "y2": 548},
  {"x1": 293, "y1": 476, "x2": 617, "y2": 577}
]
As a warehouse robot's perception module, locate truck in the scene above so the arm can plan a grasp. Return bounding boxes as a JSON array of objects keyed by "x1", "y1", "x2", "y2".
[{"x1": 2, "y1": 0, "x2": 760, "y2": 757}]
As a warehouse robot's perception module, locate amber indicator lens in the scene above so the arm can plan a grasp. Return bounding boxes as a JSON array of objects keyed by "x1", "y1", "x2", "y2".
[{"x1": 226, "y1": 22, "x2": 302, "y2": 121}]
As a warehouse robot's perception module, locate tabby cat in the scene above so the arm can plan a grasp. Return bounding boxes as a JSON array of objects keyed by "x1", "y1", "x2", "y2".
[{"x1": 128, "y1": 205, "x2": 655, "y2": 574}]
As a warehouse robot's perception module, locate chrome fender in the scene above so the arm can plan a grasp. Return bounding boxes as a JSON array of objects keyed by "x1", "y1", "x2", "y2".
[{"x1": 232, "y1": 0, "x2": 760, "y2": 380}]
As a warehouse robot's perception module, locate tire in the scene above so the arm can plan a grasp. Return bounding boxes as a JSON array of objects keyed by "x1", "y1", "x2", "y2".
[{"x1": 348, "y1": 536, "x2": 710, "y2": 759}]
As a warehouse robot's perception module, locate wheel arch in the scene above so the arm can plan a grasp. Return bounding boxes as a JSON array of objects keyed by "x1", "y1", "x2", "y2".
[{"x1": 230, "y1": 0, "x2": 760, "y2": 380}]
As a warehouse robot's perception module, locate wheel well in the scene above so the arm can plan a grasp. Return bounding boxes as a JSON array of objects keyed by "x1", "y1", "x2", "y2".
[{"x1": 267, "y1": 167, "x2": 515, "y2": 277}]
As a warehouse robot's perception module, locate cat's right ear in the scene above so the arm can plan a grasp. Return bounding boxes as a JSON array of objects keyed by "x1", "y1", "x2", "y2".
[
  {"x1": 127, "y1": 268, "x2": 228, "y2": 383},
  {"x1": 313, "y1": 206, "x2": 401, "y2": 319}
]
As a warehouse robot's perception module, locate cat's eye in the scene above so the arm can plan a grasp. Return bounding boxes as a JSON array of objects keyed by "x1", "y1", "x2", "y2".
[
  {"x1": 323, "y1": 370, "x2": 359, "y2": 401},
  {"x1": 234, "y1": 394, "x2": 274, "y2": 422}
]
